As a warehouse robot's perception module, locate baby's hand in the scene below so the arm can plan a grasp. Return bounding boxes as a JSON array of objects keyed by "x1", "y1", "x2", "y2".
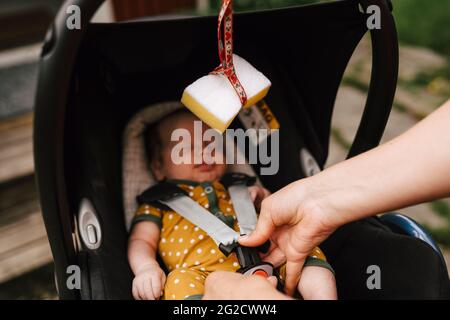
[
  {"x1": 298, "y1": 266, "x2": 337, "y2": 300},
  {"x1": 248, "y1": 186, "x2": 271, "y2": 211},
  {"x1": 132, "y1": 261, "x2": 166, "y2": 300}
]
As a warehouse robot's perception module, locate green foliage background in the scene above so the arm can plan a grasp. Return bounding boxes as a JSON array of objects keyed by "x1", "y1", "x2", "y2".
[{"x1": 394, "y1": 0, "x2": 450, "y2": 56}]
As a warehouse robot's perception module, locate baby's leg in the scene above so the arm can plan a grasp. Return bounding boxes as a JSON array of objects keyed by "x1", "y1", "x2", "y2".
[
  {"x1": 297, "y1": 266, "x2": 337, "y2": 300},
  {"x1": 163, "y1": 268, "x2": 207, "y2": 300}
]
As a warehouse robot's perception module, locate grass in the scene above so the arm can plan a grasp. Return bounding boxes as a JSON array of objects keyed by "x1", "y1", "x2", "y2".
[
  {"x1": 342, "y1": 75, "x2": 428, "y2": 120},
  {"x1": 412, "y1": 65, "x2": 450, "y2": 87},
  {"x1": 392, "y1": 0, "x2": 450, "y2": 106},
  {"x1": 393, "y1": 0, "x2": 450, "y2": 58},
  {"x1": 341, "y1": 76, "x2": 369, "y2": 92},
  {"x1": 402, "y1": 66, "x2": 450, "y2": 99},
  {"x1": 430, "y1": 200, "x2": 450, "y2": 222},
  {"x1": 427, "y1": 201, "x2": 450, "y2": 248},
  {"x1": 330, "y1": 127, "x2": 352, "y2": 150}
]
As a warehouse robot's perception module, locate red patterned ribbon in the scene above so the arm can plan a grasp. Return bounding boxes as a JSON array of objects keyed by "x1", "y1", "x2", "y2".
[{"x1": 210, "y1": 0, "x2": 248, "y2": 106}]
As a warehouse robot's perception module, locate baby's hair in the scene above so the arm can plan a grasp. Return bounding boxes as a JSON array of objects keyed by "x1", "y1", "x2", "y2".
[{"x1": 144, "y1": 108, "x2": 192, "y2": 167}]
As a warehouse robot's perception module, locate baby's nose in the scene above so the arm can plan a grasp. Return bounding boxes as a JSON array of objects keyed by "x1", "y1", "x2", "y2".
[{"x1": 192, "y1": 140, "x2": 209, "y2": 152}]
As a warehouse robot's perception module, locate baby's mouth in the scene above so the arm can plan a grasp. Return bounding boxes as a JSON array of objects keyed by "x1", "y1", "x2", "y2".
[{"x1": 195, "y1": 163, "x2": 214, "y2": 172}]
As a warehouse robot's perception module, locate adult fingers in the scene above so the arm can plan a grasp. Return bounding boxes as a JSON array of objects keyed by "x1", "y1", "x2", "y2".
[
  {"x1": 239, "y1": 200, "x2": 275, "y2": 246},
  {"x1": 262, "y1": 246, "x2": 286, "y2": 267},
  {"x1": 267, "y1": 276, "x2": 278, "y2": 288},
  {"x1": 281, "y1": 226, "x2": 318, "y2": 296},
  {"x1": 203, "y1": 271, "x2": 234, "y2": 300},
  {"x1": 248, "y1": 186, "x2": 258, "y2": 202},
  {"x1": 284, "y1": 260, "x2": 304, "y2": 296}
]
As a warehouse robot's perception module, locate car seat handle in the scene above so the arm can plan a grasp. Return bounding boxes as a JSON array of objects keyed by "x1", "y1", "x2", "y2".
[{"x1": 347, "y1": 0, "x2": 399, "y2": 158}]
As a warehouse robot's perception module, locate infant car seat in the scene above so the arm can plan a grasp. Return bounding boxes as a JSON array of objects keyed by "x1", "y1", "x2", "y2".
[{"x1": 34, "y1": 0, "x2": 449, "y2": 299}]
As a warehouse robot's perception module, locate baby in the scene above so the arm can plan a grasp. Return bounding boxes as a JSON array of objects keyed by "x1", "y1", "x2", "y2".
[{"x1": 128, "y1": 110, "x2": 337, "y2": 300}]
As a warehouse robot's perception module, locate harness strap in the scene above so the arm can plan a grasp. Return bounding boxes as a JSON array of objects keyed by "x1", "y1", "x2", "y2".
[
  {"x1": 137, "y1": 174, "x2": 259, "y2": 255},
  {"x1": 228, "y1": 184, "x2": 258, "y2": 235},
  {"x1": 221, "y1": 173, "x2": 258, "y2": 235},
  {"x1": 160, "y1": 195, "x2": 239, "y2": 247}
]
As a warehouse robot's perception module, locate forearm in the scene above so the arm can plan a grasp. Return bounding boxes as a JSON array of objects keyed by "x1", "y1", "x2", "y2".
[
  {"x1": 128, "y1": 239, "x2": 159, "y2": 274},
  {"x1": 307, "y1": 99, "x2": 450, "y2": 227},
  {"x1": 128, "y1": 223, "x2": 160, "y2": 275}
]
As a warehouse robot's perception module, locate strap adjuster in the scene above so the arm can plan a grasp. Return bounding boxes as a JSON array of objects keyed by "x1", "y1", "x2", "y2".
[{"x1": 221, "y1": 172, "x2": 256, "y2": 188}]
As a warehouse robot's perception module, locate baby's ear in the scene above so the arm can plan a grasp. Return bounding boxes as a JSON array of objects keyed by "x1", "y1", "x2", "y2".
[{"x1": 150, "y1": 158, "x2": 165, "y2": 181}]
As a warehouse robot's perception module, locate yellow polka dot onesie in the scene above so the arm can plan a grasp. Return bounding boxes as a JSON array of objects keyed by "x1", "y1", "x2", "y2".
[{"x1": 131, "y1": 179, "x2": 332, "y2": 300}]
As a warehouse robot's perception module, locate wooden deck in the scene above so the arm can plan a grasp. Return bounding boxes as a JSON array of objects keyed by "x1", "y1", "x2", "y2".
[
  {"x1": 0, "y1": 113, "x2": 34, "y2": 184},
  {"x1": 0, "y1": 113, "x2": 53, "y2": 284}
]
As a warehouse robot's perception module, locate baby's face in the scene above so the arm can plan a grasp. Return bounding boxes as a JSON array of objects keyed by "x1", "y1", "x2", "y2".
[{"x1": 151, "y1": 112, "x2": 227, "y2": 183}]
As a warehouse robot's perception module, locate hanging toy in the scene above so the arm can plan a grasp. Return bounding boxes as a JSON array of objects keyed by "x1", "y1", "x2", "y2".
[{"x1": 181, "y1": 0, "x2": 271, "y2": 133}]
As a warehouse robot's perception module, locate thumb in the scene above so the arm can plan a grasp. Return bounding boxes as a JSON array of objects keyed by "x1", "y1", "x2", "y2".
[
  {"x1": 248, "y1": 187, "x2": 258, "y2": 202},
  {"x1": 239, "y1": 211, "x2": 275, "y2": 246},
  {"x1": 266, "y1": 276, "x2": 278, "y2": 288},
  {"x1": 284, "y1": 260, "x2": 304, "y2": 296}
]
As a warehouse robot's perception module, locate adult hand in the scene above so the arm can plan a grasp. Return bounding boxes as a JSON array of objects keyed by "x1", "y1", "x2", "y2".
[
  {"x1": 240, "y1": 179, "x2": 341, "y2": 296},
  {"x1": 203, "y1": 271, "x2": 290, "y2": 300}
]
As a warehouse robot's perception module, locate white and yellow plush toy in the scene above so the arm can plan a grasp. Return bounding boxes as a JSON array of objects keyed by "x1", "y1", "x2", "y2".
[
  {"x1": 181, "y1": 0, "x2": 271, "y2": 133},
  {"x1": 181, "y1": 54, "x2": 271, "y2": 133}
]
